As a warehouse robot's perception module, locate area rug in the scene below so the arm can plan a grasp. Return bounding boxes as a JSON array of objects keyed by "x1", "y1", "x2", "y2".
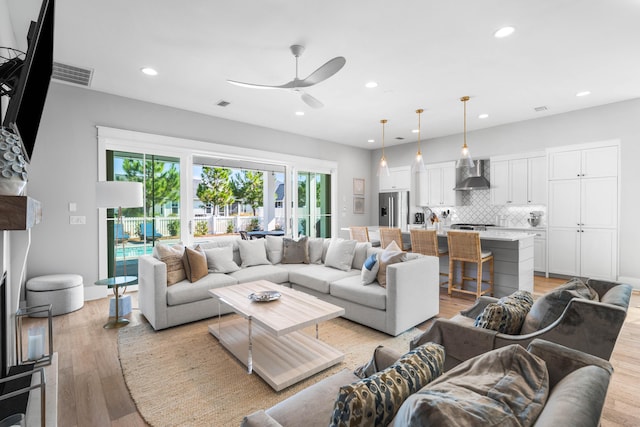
[{"x1": 118, "y1": 315, "x2": 420, "y2": 427}]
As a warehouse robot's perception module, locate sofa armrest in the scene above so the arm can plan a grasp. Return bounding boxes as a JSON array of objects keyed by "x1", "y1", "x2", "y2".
[
  {"x1": 384, "y1": 256, "x2": 440, "y2": 336},
  {"x1": 459, "y1": 296, "x2": 499, "y2": 319},
  {"x1": 138, "y1": 255, "x2": 169, "y2": 330},
  {"x1": 410, "y1": 318, "x2": 497, "y2": 371},
  {"x1": 527, "y1": 339, "x2": 613, "y2": 388},
  {"x1": 241, "y1": 410, "x2": 283, "y2": 427}
]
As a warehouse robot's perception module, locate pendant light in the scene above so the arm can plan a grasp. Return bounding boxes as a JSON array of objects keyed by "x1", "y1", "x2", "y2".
[
  {"x1": 412, "y1": 109, "x2": 427, "y2": 173},
  {"x1": 456, "y1": 96, "x2": 475, "y2": 168},
  {"x1": 377, "y1": 119, "x2": 390, "y2": 177}
]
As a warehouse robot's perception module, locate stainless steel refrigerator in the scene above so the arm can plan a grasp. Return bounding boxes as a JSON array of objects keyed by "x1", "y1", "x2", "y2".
[{"x1": 378, "y1": 191, "x2": 410, "y2": 229}]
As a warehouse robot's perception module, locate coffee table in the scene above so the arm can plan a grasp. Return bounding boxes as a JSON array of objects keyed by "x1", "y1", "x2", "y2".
[{"x1": 208, "y1": 280, "x2": 345, "y2": 391}]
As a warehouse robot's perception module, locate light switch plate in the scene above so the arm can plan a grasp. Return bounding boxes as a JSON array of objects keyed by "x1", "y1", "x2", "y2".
[{"x1": 69, "y1": 215, "x2": 86, "y2": 225}]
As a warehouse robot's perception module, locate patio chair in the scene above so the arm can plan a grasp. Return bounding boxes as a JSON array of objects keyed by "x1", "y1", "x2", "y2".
[
  {"x1": 114, "y1": 223, "x2": 129, "y2": 242},
  {"x1": 139, "y1": 222, "x2": 162, "y2": 241}
]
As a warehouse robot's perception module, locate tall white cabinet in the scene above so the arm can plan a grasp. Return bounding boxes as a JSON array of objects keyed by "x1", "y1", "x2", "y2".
[
  {"x1": 415, "y1": 161, "x2": 457, "y2": 207},
  {"x1": 490, "y1": 152, "x2": 546, "y2": 205},
  {"x1": 547, "y1": 142, "x2": 619, "y2": 280}
]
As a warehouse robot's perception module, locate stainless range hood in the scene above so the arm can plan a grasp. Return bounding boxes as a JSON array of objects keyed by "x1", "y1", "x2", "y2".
[{"x1": 454, "y1": 159, "x2": 490, "y2": 190}]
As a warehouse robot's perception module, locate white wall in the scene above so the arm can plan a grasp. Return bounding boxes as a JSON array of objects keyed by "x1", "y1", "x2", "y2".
[
  {"x1": 26, "y1": 82, "x2": 373, "y2": 297},
  {"x1": 372, "y1": 98, "x2": 640, "y2": 285}
]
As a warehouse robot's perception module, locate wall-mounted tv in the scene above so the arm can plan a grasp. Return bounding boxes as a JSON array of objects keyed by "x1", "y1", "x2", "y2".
[{"x1": 1, "y1": 0, "x2": 54, "y2": 164}]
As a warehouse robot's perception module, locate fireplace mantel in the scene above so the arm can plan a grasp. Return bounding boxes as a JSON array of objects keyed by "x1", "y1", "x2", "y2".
[{"x1": 0, "y1": 196, "x2": 42, "y2": 230}]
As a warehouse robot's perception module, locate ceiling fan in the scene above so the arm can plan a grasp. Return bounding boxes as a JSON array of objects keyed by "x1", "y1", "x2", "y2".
[{"x1": 227, "y1": 45, "x2": 346, "y2": 109}]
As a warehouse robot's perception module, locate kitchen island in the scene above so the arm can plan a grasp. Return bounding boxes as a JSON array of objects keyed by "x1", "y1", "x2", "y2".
[{"x1": 353, "y1": 226, "x2": 535, "y2": 298}]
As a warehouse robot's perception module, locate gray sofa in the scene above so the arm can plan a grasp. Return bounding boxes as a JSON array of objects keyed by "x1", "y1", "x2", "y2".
[
  {"x1": 410, "y1": 278, "x2": 632, "y2": 370},
  {"x1": 138, "y1": 235, "x2": 440, "y2": 335},
  {"x1": 242, "y1": 339, "x2": 613, "y2": 427}
]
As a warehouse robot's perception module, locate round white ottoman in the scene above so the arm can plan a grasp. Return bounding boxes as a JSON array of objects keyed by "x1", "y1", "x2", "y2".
[{"x1": 26, "y1": 274, "x2": 84, "y2": 316}]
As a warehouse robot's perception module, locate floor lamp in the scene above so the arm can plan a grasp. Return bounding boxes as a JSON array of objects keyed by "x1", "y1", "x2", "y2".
[{"x1": 96, "y1": 181, "x2": 144, "y2": 328}]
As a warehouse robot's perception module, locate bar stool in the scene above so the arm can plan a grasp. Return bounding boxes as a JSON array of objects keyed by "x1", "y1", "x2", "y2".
[
  {"x1": 349, "y1": 226, "x2": 370, "y2": 243},
  {"x1": 380, "y1": 227, "x2": 410, "y2": 251},
  {"x1": 410, "y1": 229, "x2": 449, "y2": 285},
  {"x1": 447, "y1": 231, "x2": 494, "y2": 298}
]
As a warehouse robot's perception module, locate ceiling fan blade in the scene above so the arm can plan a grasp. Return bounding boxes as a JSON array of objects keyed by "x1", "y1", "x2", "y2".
[
  {"x1": 301, "y1": 92, "x2": 324, "y2": 109},
  {"x1": 298, "y1": 56, "x2": 346, "y2": 87},
  {"x1": 227, "y1": 78, "x2": 300, "y2": 90}
]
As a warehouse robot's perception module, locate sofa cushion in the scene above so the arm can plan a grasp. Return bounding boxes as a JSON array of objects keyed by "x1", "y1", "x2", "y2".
[
  {"x1": 360, "y1": 253, "x2": 379, "y2": 285},
  {"x1": 474, "y1": 290, "x2": 534, "y2": 334},
  {"x1": 325, "y1": 238, "x2": 357, "y2": 271},
  {"x1": 329, "y1": 343, "x2": 444, "y2": 427},
  {"x1": 351, "y1": 242, "x2": 371, "y2": 270},
  {"x1": 199, "y1": 236, "x2": 242, "y2": 266},
  {"x1": 377, "y1": 241, "x2": 405, "y2": 288},
  {"x1": 166, "y1": 273, "x2": 238, "y2": 306},
  {"x1": 183, "y1": 246, "x2": 208, "y2": 283},
  {"x1": 308, "y1": 238, "x2": 325, "y2": 264},
  {"x1": 264, "y1": 236, "x2": 283, "y2": 264},
  {"x1": 330, "y1": 275, "x2": 386, "y2": 310},
  {"x1": 228, "y1": 264, "x2": 289, "y2": 285},
  {"x1": 282, "y1": 236, "x2": 309, "y2": 264},
  {"x1": 391, "y1": 344, "x2": 549, "y2": 427},
  {"x1": 289, "y1": 265, "x2": 359, "y2": 294},
  {"x1": 203, "y1": 246, "x2": 241, "y2": 274},
  {"x1": 520, "y1": 278, "x2": 599, "y2": 334},
  {"x1": 155, "y1": 243, "x2": 186, "y2": 286},
  {"x1": 238, "y1": 239, "x2": 271, "y2": 268}
]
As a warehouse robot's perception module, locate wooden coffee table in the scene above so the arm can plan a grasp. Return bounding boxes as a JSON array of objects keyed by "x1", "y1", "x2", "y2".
[{"x1": 208, "y1": 280, "x2": 345, "y2": 391}]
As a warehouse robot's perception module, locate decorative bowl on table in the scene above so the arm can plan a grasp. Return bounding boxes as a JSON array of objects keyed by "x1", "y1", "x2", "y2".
[{"x1": 248, "y1": 290, "x2": 281, "y2": 302}]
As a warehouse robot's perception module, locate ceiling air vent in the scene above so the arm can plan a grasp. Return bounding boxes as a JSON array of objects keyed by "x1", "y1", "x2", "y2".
[
  {"x1": 395, "y1": 137, "x2": 405, "y2": 140},
  {"x1": 216, "y1": 100, "x2": 231, "y2": 107},
  {"x1": 534, "y1": 106, "x2": 548, "y2": 112},
  {"x1": 52, "y1": 62, "x2": 93, "y2": 86}
]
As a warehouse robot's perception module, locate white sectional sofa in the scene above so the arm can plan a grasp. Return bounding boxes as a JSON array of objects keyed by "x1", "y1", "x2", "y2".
[{"x1": 138, "y1": 235, "x2": 439, "y2": 336}]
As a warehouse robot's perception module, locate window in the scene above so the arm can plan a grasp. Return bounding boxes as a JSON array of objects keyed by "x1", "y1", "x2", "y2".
[{"x1": 297, "y1": 171, "x2": 332, "y2": 238}]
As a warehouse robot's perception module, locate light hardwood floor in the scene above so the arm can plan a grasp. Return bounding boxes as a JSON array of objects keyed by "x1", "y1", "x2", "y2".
[{"x1": 21, "y1": 277, "x2": 640, "y2": 426}]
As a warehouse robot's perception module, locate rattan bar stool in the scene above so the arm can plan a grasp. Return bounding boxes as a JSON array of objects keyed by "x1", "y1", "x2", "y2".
[
  {"x1": 349, "y1": 226, "x2": 370, "y2": 243},
  {"x1": 380, "y1": 227, "x2": 410, "y2": 251},
  {"x1": 447, "y1": 230, "x2": 494, "y2": 298},
  {"x1": 410, "y1": 229, "x2": 449, "y2": 284}
]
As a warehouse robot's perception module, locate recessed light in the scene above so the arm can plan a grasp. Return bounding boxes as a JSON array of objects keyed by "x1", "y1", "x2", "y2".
[
  {"x1": 411, "y1": 129, "x2": 419, "y2": 134},
  {"x1": 576, "y1": 91, "x2": 591, "y2": 97},
  {"x1": 295, "y1": 111, "x2": 305, "y2": 116},
  {"x1": 365, "y1": 81, "x2": 378, "y2": 88},
  {"x1": 368, "y1": 139, "x2": 375, "y2": 143},
  {"x1": 141, "y1": 67, "x2": 158, "y2": 76},
  {"x1": 494, "y1": 26, "x2": 515, "y2": 38},
  {"x1": 478, "y1": 113, "x2": 489, "y2": 119}
]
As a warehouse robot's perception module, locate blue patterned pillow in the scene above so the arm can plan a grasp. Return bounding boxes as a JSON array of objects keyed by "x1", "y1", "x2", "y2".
[
  {"x1": 329, "y1": 343, "x2": 444, "y2": 427},
  {"x1": 360, "y1": 253, "x2": 379, "y2": 285},
  {"x1": 474, "y1": 290, "x2": 534, "y2": 334}
]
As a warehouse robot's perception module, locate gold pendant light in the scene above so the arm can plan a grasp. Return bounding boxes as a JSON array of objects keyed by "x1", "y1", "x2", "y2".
[
  {"x1": 412, "y1": 108, "x2": 427, "y2": 173},
  {"x1": 456, "y1": 96, "x2": 475, "y2": 168},
  {"x1": 377, "y1": 119, "x2": 390, "y2": 177}
]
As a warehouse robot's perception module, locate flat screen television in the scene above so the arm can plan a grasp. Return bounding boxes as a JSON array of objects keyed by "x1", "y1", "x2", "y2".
[{"x1": 1, "y1": 0, "x2": 54, "y2": 164}]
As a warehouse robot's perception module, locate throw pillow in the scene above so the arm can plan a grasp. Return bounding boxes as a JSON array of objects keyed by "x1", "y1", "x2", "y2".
[
  {"x1": 264, "y1": 236, "x2": 284, "y2": 264},
  {"x1": 329, "y1": 343, "x2": 444, "y2": 427},
  {"x1": 282, "y1": 236, "x2": 310, "y2": 264},
  {"x1": 360, "y1": 253, "x2": 379, "y2": 285},
  {"x1": 238, "y1": 239, "x2": 271, "y2": 268},
  {"x1": 392, "y1": 344, "x2": 549, "y2": 427},
  {"x1": 155, "y1": 243, "x2": 186, "y2": 286},
  {"x1": 377, "y1": 241, "x2": 405, "y2": 288},
  {"x1": 183, "y1": 246, "x2": 208, "y2": 283},
  {"x1": 474, "y1": 290, "x2": 534, "y2": 334},
  {"x1": 203, "y1": 246, "x2": 240, "y2": 273},
  {"x1": 324, "y1": 238, "x2": 358, "y2": 272},
  {"x1": 520, "y1": 277, "x2": 599, "y2": 334},
  {"x1": 307, "y1": 238, "x2": 325, "y2": 264},
  {"x1": 351, "y1": 242, "x2": 372, "y2": 270}
]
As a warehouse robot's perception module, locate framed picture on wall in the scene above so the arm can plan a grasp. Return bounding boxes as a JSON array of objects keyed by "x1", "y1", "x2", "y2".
[
  {"x1": 353, "y1": 178, "x2": 365, "y2": 196},
  {"x1": 353, "y1": 197, "x2": 365, "y2": 214}
]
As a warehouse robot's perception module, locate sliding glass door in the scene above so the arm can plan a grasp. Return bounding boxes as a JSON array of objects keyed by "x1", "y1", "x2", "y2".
[{"x1": 297, "y1": 171, "x2": 332, "y2": 238}]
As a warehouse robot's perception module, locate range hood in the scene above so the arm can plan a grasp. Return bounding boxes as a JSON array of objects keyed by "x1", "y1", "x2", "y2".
[{"x1": 454, "y1": 159, "x2": 490, "y2": 190}]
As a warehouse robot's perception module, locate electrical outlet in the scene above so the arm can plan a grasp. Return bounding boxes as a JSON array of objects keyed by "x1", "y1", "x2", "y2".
[{"x1": 69, "y1": 215, "x2": 86, "y2": 225}]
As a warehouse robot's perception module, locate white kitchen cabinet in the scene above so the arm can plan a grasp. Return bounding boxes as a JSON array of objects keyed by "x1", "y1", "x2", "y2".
[
  {"x1": 416, "y1": 161, "x2": 457, "y2": 206},
  {"x1": 533, "y1": 230, "x2": 546, "y2": 273},
  {"x1": 547, "y1": 142, "x2": 619, "y2": 280},
  {"x1": 379, "y1": 166, "x2": 411, "y2": 191},
  {"x1": 490, "y1": 153, "x2": 545, "y2": 205}
]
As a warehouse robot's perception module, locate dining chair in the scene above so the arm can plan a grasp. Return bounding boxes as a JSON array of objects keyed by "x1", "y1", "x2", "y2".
[
  {"x1": 349, "y1": 226, "x2": 370, "y2": 243},
  {"x1": 447, "y1": 231, "x2": 494, "y2": 298},
  {"x1": 379, "y1": 227, "x2": 410, "y2": 251}
]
